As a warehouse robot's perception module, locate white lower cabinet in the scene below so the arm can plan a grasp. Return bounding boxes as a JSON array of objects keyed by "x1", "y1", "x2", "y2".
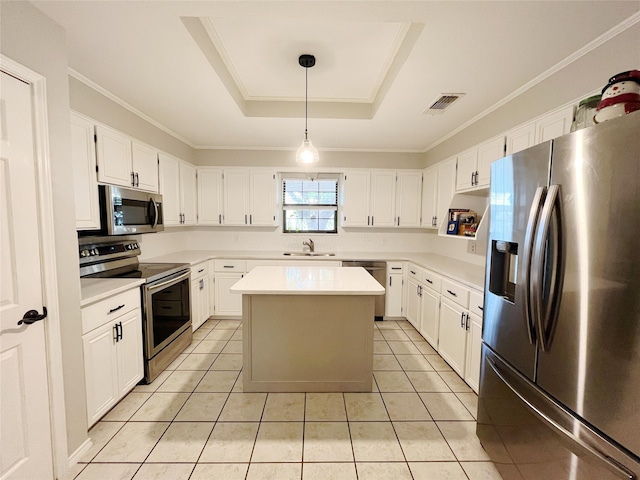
[
  {"x1": 465, "y1": 312, "x2": 483, "y2": 393},
  {"x1": 419, "y1": 287, "x2": 440, "y2": 349},
  {"x1": 213, "y1": 260, "x2": 246, "y2": 317},
  {"x1": 385, "y1": 262, "x2": 404, "y2": 317},
  {"x1": 438, "y1": 299, "x2": 469, "y2": 377},
  {"x1": 405, "y1": 275, "x2": 421, "y2": 330},
  {"x1": 82, "y1": 287, "x2": 143, "y2": 427},
  {"x1": 190, "y1": 261, "x2": 211, "y2": 331}
]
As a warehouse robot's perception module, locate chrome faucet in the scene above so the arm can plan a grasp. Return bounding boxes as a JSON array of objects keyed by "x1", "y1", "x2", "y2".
[{"x1": 303, "y1": 239, "x2": 315, "y2": 252}]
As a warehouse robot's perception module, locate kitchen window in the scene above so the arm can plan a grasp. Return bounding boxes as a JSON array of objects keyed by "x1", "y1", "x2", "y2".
[{"x1": 282, "y1": 175, "x2": 338, "y2": 234}]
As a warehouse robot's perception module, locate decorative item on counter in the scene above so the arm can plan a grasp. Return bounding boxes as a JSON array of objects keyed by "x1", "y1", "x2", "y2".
[
  {"x1": 571, "y1": 94, "x2": 601, "y2": 131},
  {"x1": 594, "y1": 70, "x2": 640, "y2": 124}
]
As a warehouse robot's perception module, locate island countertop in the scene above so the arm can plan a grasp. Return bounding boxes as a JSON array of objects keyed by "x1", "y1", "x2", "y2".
[{"x1": 230, "y1": 266, "x2": 386, "y2": 295}]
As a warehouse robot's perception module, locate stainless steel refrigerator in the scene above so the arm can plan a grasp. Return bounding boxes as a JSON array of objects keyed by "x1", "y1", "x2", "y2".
[{"x1": 478, "y1": 110, "x2": 640, "y2": 480}]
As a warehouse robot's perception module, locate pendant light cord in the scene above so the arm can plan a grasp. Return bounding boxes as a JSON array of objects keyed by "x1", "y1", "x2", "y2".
[{"x1": 304, "y1": 66, "x2": 309, "y2": 140}]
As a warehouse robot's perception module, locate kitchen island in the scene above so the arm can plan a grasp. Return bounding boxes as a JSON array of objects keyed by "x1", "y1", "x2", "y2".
[{"x1": 231, "y1": 266, "x2": 385, "y2": 392}]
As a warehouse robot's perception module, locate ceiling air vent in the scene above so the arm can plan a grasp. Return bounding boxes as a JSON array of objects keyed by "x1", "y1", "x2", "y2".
[{"x1": 423, "y1": 93, "x2": 465, "y2": 115}]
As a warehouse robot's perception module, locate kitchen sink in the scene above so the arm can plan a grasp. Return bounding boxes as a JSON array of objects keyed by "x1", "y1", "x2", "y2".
[{"x1": 283, "y1": 252, "x2": 336, "y2": 256}]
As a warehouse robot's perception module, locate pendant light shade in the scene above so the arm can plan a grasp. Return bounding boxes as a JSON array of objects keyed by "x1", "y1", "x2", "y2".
[{"x1": 296, "y1": 54, "x2": 319, "y2": 164}]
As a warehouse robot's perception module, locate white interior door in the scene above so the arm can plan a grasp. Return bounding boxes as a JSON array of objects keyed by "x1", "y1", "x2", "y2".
[{"x1": 0, "y1": 71, "x2": 54, "y2": 479}]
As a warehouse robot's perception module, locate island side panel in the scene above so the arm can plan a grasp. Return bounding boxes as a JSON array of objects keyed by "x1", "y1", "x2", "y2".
[{"x1": 243, "y1": 294, "x2": 374, "y2": 392}]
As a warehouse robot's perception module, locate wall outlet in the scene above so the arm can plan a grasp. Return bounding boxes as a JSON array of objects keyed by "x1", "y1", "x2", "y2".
[
  {"x1": 468, "y1": 242, "x2": 477, "y2": 254},
  {"x1": 233, "y1": 235, "x2": 238, "y2": 242}
]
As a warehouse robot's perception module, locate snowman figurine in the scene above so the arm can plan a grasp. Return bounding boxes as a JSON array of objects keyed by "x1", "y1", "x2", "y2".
[{"x1": 594, "y1": 70, "x2": 640, "y2": 123}]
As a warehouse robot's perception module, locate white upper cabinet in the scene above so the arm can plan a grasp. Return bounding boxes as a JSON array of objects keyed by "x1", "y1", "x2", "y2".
[
  {"x1": 95, "y1": 124, "x2": 159, "y2": 192},
  {"x1": 506, "y1": 122, "x2": 536, "y2": 155},
  {"x1": 370, "y1": 170, "x2": 396, "y2": 227},
  {"x1": 197, "y1": 168, "x2": 223, "y2": 225},
  {"x1": 70, "y1": 112, "x2": 100, "y2": 230},
  {"x1": 249, "y1": 170, "x2": 277, "y2": 226},
  {"x1": 395, "y1": 170, "x2": 422, "y2": 227},
  {"x1": 341, "y1": 171, "x2": 370, "y2": 227},
  {"x1": 421, "y1": 166, "x2": 438, "y2": 229},
  {"x1": 422, "y1": 158, "x2": 456, "y2": 230},
  {"x1": 158, "y1": 152, "x2": 196, "y2": 226},
  {"x1": 535, "y1": 105, "x2": 575, "y2": 143},
  {"x1": 222, "y1": 168, "x2": 277, "y2": 226},
  {"x1": 456, "y1": 136, "x2": 505, "y2": 192},
  {"x1": 342, "y1": 169, "x2": 421, "y2": 228},
  {"x1": 131, "y1": 141, "x2": 159, "y2": 192}
]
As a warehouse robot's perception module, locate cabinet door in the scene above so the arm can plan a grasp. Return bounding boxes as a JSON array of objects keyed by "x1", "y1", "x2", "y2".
[
  {"x1": 419, "y1": 287, "x2": 440, "y2": 349},
  {"x1": 476, "y1": 136, "x2": 505, "y2": 187},
  {"x1": 435, "y1": 158, "x2": 456, "y2": 229},
  {"x1": 405, "y1": 277, "x2": 421, "y2": 329},
  {"x1": 456, "y1": 148, "x2": 477, "y2": 191},
  {"x1": 197, "y1": 168, "x2": 223, "y2": 225},
  {"x1": 158, "y1": 153, "x2": 181, "y2": 226},
  {"x1": 83, "y1": 322, "x2": 118, "y2": 426},
  {"x1": 70, "y1": 113, "x2": 100, "y2": 230},
  {"x1": 341, "y1": 171, "x2": 370, "y2": 226},
  {"x1": 438, "y1": 299, "x2": 467, "y2": 376},
  {"x1": 214, "y1": 273, "x2": 243, "y2": 316},
  {"x1": 116, "y1": 309, "x2": 144, "y2": 396},
  {"x1": 223, "y1": 169, "x2": 249, "y2": 226},
  {"x1": 385, "y1": 273, "x2": 403, "y2": 317},
  {"x1": 180, "y1": 162, "x2": 197, "y2": 225},
  {"x1": 250, "y1": 170, "x2": 277, "y2": 226},
  {"x1": 506, "y1": 122, "x2": 536, "y2": 155},
  {"x1": 465, "y1": 312, "x2": 482, "y2": 393},
  {"x1": 370, "y1": 170, "x2": 396, "y2": 227},
  {"x1": 95, "y1": 124, "x2": 132, "y2": 188},
  {"x1": 396, "y1": 171, "x2": 422, "y2": 227},
  {"x1": 191, "y1": 276, "x2": 211, "y2": 331},
  {"x1": 421, "y1": 166, "x2": 437, "y2": 228},
  {"x1": 535, "y1": 105, "x2": 574, "y2": 143},
  {"x1": 131, "y1": 141, "x2": 158, "y2": 192}
]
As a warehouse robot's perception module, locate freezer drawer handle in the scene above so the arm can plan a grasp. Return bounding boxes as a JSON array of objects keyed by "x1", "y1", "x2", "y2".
[{"x1": 488, "y1": 357, "x2": 636, "y2": 480}]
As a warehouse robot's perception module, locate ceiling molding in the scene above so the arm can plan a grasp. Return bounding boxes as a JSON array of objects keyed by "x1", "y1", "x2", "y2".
[
  {"x1": 68, "y1": 69, "x2": 196, "y2": 148},
  {"x1": 422, "y1": 10, "x2": 640, "y2": 153},
  {"x1": 193, "y1": 145, "x2": 424, "y2": 154}
]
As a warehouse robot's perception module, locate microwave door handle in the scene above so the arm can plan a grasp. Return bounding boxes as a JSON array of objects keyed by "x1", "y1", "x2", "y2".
[{"x1": 150, "y1": 198, "x2": 159, "y2": 228}]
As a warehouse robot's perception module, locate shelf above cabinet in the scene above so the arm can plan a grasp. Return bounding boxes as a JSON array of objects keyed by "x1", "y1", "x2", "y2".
[{"x1": 438, "y1": 192, "x2": 489, "y2": 243}]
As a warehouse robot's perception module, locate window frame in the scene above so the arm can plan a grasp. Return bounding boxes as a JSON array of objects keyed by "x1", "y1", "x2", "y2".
[{"x1": 281, "y1": 174, "x2": 339, "y2": 234}]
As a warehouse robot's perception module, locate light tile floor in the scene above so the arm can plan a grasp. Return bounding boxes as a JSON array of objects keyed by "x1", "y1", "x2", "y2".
[{"x1": 70, "y1": 318, "x2": 502, "y2": 480}]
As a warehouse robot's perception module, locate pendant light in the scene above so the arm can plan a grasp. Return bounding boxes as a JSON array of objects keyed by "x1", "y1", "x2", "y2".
[{"x1": 296, "y1": 54, "x2": 319, "y2": 164}]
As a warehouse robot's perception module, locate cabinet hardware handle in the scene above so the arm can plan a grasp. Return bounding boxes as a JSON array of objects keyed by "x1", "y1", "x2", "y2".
[
  {"x1": 223, "y1": 265, "x2": 234, "y2": 268},
  {"x1": 199, "y1": 279, "x2": 204, "y2": 290},
  {"x1": 460, "y1": 312, "x2": 465, "y2": 328},
  {"x1": 447, "y1": 289, "x2": 457, "y2": 297},
  {"x1": 478, "y1": 306, "x2": 484, "y2": 311},
  {"x1": 113, "y1": 324, "x2": 119, "y2": 342},
  {"x1": 130, "y1": 171, "x2": 135, "y2": 187},
  {"x1": 410, "y1": 270, "x2": 416, "y2": 275},
  {"x1": 397, "y1": 216, "x2": 400, "y2": 226},
  {"x1": 426, "y1": 279, "x2": 433, "y2": 284},
  {"x1": 118, "y1": 321, "x2": 123, "y2": 341},
  {"x1": 389, "y1": 276, "x2": 392, "y2": 287},
  {"x1": 391, "y1": 267, "x2": 402, "y2": 270},
  {"x1": 135, "y1": 172, "x2": 139, "y2": 187},
  {"x1": 466, "y1": 313, "x2": 470, "y2": 330},
  {"x1": 198, "y1": 269, "x2": 204, "y2": 273},
  {"x1": 245, "y1": 214, "x2": 247, "y2": 224},
  {"x1": 108, "y1": 304, "x2": 125, "y2": 314},
  {"x1": 218, "y1": 214, "x2": 222, "y2": 224},
  {"x1": 250, "y1": 214, "x2": 252, "y2": 224}
]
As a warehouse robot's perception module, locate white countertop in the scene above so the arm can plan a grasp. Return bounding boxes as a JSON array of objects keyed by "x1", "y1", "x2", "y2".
[
  {"x1": 230, "y1": 266, "x2": 386, "y2": 295},
  {"x1": 80, "y1": 278, "x2": 145, "y2": 307},
  {"x1": 145, "y1": 250, "x2": 485, "y2": 290}
]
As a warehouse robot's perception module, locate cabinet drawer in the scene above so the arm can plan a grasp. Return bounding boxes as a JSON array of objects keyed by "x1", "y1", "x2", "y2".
[
  {"x1": 191, "y1": 261, "x2": 210, "y2": 279},
  {"x1": 407, "y1": 264, "x2": 423, "y2": 281},
  {"x1": 421, "y1": 269, "x2": 442, "y2": 293},
  {"x1": 82, "y1": 288, "x2": 140, "y2": 335},
  {"x1": 441, "y1": 279, "x2": 470, "y2": 309},
  {"x1": 214, "y1": 259, "x2": 247, "y2": 272},
  {"x1": 469, "y1": 290, "x2": 484, "y2": 319},
  {"x1": 387, "y1": 261, "x2": 404, "y2": 273}
]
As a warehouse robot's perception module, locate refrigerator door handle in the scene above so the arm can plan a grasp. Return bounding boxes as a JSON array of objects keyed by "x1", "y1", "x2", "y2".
[
  {"x1": 522, "y1": 185, "x2": 546, "y2": 345},
  {"x1": 531, "y1": 184, "x2": 564, "y2": 352},
  {"x1": 487, "y1": 356, "x2": 637, "y2": 480}
]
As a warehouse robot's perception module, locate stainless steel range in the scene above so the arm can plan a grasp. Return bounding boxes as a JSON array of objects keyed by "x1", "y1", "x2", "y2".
[{"x1": 79, "y1": 239, "x2": 192, "y2": 383}]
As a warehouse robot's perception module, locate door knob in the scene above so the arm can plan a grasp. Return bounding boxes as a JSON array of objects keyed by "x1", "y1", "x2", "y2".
[{"x1": 18, "y1": 306, "x2": 48, "y2": 326}]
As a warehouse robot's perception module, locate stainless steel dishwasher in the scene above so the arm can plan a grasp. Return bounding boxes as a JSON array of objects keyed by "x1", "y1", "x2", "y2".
[{"x1": 341, "y1": 260, "x2": 386, "y2": 321}]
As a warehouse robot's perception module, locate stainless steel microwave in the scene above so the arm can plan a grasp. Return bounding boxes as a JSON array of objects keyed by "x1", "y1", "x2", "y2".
[{"x1": 99, "y1": 185, "x2": 164, "y2": 235}]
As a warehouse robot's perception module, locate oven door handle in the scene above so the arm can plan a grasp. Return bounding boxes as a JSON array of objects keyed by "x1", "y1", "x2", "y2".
[{"x1": 146, "y1": 270, "x2": 190, "y2": 293}]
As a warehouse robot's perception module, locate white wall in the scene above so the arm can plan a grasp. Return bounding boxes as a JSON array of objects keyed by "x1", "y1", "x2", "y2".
[{"x1": 0, "y1": 0, "x2": 87, "y2": 456}]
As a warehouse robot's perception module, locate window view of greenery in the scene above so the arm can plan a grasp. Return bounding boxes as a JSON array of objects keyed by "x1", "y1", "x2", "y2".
[{"x1": 282, "y1": 177, "x2": 338, "y2": 233}]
